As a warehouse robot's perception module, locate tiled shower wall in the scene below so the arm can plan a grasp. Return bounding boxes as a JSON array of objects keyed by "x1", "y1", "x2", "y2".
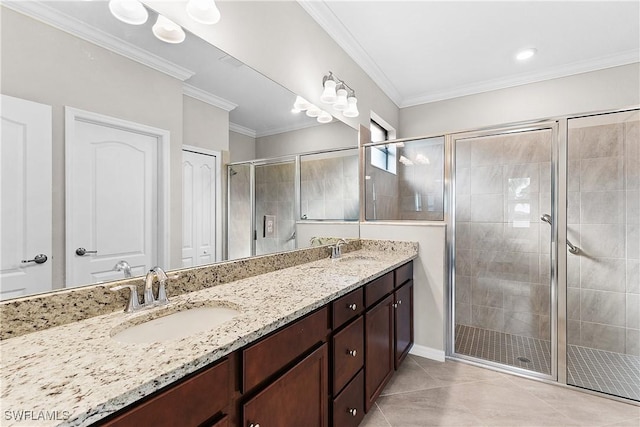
[
  {"x1": 255, "y1": 162, "x2": 296, "y2": 256},
  {"x1": 228, "y1": 165, "x2": 251, "y2": 260},
  {"x1": 300, "y1": 154, "x2": 359, "y2": 220},
  {"x1": 455, "y1": 130, "x2": 553, "y2": 341},
  {"x1": 567, "y1": 116, "x2": 639, "y2": 356}
]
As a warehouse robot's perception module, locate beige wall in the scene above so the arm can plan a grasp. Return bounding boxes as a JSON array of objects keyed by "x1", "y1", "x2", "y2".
[
  {"x1": 1, "y1": 8, "x2": 230, "y2": 287},
  {"x1": 399, "y1": 63, "x2": 640, "y2": 139},
  {"x1": 229, "y1": 131, "x2": 256, "y2": 163},
  {"x1": 255, "y1": 121, "x2": 358, "y2": 159}
]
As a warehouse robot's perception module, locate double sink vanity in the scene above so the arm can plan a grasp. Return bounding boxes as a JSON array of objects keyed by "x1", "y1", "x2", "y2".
[{"x1": 0, "y1": 239, "x2": 417, "y2": 427}]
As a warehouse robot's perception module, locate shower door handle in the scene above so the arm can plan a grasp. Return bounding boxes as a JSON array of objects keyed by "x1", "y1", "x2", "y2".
[{"x1": 540, "y1": 214, "x2": 580, "y2": 255}]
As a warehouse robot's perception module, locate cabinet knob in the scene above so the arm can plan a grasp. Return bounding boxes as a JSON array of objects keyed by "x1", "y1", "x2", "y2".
[
  {"x1": 393, "y1": 303, "x2": 398, "y2": 308},
  {"x1": 347, "y1": 349, "x2": 357, "y2": 357},
  {"x1": 348, "y1": 408, "x2": 357, "y2": 417},
  {"x1": 249, "y1": 424, "x2": 260, "y2": 427},
  {"x1": 348, "y1": 303, "x2": 357, "y2": 311},
  {"x1": 398, "y1": 300, "x2": 402, "y2": 305}
]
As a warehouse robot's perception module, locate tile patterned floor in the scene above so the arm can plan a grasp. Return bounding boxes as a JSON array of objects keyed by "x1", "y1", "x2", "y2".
[
  {"x1": 455, "y1": 324, "x2": 640, "y2": 401},
  {"x1": 361, "y1": 355, "x2": 640, "y2": 427}
]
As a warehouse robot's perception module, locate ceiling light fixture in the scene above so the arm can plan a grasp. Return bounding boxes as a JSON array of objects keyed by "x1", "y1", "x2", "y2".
[
  {"x1": 152, "y1": 15, "x2": 186, "y2": 44},
  {"x1": 320, "y1": 71, "x2": 359, "y2": 118},
  {"x1": 516, "y1": 48, "x2": 537, "y2": 61},
  {"x1": 108, "y1": 0, "x2": 148, "y2": 25},
  {"x1": 186, "y1": 0, "x2": 221, "y2": 25}
]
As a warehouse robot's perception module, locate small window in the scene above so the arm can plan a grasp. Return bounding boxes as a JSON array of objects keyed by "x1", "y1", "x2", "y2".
[{"x1": 370, "y1": 120, "x2": 396, "y2": 174}]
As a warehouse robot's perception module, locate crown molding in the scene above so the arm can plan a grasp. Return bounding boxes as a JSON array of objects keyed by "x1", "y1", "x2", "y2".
[
  {"x1": 297, "y1": 0, "x2": 403, "y2": 107},
  {"x1": 229, "y1": 123, "x2": 257, "y2": 139},
  {"x1": 183, "y1": 84, "x2": 237, "y2": 111},
  {"x1": 3, "y1": 1, "x2": 195, "y2": 81},
  {"x1": 401, "y1": 50, "x2": 640, "y2": 108}
]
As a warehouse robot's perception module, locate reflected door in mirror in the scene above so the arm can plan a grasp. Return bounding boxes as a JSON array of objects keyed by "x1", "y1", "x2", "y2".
[
  {"x1": 0, "y1": 95, "x2": 52, "y2": 300},
  {"x1": 65, "y1": 109, "x2": 162, "y2": 287}
]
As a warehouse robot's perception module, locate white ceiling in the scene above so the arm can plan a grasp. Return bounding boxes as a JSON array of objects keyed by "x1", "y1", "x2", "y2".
[{"x1": 300, "y1": 1, "x2": 640, "y2": 107}]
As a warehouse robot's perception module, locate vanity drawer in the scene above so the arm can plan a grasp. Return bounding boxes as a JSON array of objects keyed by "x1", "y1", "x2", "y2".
[
  {"x1": 365, "y1": 272, "x2": 394, "y2": 308},
  {"x1": 102, "y1": 359, "x2": 229, "y2": 427},
  {"x1": 332, "y1": 369, "x2": 365, "y2": 427},
  {"x1": 395, "y1": 261, "x2": 413, "y2": 288},
  {"x1": 332, "y1": 316, "x2": 364, "y2": 395},
  {"x1": 332, "y1": 287, "x2": 364, "y2": 329},
  {"x1": 243, "y1": 306, "x2": 329, "y2": 392}
]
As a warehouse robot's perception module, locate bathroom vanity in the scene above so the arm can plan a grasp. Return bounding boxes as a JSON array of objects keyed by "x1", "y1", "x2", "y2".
[{"x1": 0, "y1": 240, "x2": 417, "y2": 427}]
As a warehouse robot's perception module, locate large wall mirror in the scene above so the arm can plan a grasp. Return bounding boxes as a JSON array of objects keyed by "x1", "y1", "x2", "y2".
[{"x1": 0, "y1": 1, "x2": 358, "y2": 301}]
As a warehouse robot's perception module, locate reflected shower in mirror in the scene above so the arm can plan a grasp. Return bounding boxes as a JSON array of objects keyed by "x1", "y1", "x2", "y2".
[{"x1": 0, "y1": 1, "x2": 345, "y2": 300}]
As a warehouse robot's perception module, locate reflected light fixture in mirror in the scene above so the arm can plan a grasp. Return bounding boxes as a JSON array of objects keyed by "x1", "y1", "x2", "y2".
[
  {"x1": 317, "y1": 110, "x2": 333, "y2": 123},
  {"x1": 108, "y1": 0, "x2": 148, "y2": 25},
  {"x1": 186, "y1": 0, "x2": 221, "y2": 25},
  {"x1": 152, "y1": 15, "x2": 186, "y2": 44},
  {"x1": 306, "y1": 104, "x2": 321, "y2": 118}
]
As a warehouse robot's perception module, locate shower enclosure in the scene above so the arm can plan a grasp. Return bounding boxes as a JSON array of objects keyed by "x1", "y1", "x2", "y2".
[{"x1": 449, "y1": 109, "x2": 639, "y2": 402}]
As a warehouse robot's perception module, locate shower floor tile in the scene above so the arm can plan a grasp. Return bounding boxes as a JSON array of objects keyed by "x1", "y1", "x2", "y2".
[{"x1": 455, "y1": 324, "x2": 640, "y2": 401}]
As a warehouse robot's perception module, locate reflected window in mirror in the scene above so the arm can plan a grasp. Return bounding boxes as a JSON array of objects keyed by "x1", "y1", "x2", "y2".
[
  {"x1": 365, "y1": 136, "x2": 445, "y2": 221},
  {"x1": 300, "y1": 149, "x2": 359, "y2": 221}
]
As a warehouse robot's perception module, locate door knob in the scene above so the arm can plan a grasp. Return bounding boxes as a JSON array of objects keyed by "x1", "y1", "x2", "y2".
[
  {"x1": 21, "y1": 254, "x2": 48, "y2": 264},
  {"x1": 75, "y1": 248, "x2": 97, "y2": 256}
]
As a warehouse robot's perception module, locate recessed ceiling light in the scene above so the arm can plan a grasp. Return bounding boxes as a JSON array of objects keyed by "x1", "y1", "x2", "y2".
[{"x1": 516, "y1": 48, "x2": 537, "y2": 61}]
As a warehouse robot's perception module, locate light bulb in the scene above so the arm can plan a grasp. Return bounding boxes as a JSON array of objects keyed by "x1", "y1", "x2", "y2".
[
  {"x1": 152, "y1": 15, "x2": 186, "y2": 44},
  {"x1": 343, "y1": 95, "x2": 359, "y2": 118},
  {"x1": 293, "y1": 96, "x2": 311, "y2": 111},
  {"x1": 108, "y1": 0, "x2": 148, "y2": 25},
  {"x1": 320, "y1": 78, "x2": 337, "y2": 104},
  {"x1": 516, "y1": 48, "x2": 537, "y2": 61},
  {"x1": 186, "y1": 0, "x2": 221, "y2": 25},
  {"x1": 317, "y1": 110, "x2": 332, "y2": 124},
  {"x1": 333, "y1": 87, "x2": 348, "y2": 111},
  {"x1": 305, "y1": 104, "x2": 321, "y2": 118}
]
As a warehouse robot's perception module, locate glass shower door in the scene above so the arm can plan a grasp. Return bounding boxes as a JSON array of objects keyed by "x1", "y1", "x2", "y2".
[
  {"x1": 566, "y1": 110, "x2": 639, "y2": 401},
  {"x1": 453, "y1": 125, "x2": 555, "y2": 377}
]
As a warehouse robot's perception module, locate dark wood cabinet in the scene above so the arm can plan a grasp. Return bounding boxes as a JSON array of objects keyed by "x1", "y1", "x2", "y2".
[
  {"x1": 332, "y1": 315, "x2": 364, "y2": 395},
  {"x1": 242, "y1": 344, "x2": 329, "y2": 427},
  {"x1": 332, "y1": 369, "x2": 365, "y2": 427},
  {"x1": 364, "y1": 293, "x2": 395, "y2": 412},
  {"x1": 394, "y1": 280, "x2": 414, "y2": 369}
]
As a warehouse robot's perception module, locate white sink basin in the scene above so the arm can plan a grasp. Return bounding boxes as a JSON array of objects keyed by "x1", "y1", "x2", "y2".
[
  {"x1": 337, "y1": 256, "x2": 377, "y2": 266},
  {"x1": 111, "y1": 306, "x2": 240, "y2": 344}
]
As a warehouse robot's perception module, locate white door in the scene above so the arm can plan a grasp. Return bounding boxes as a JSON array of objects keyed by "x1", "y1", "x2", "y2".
[
  {"x1": 0, "y1": 95, "x2": 52, "y2": 300},
  {"x1": 66, "y1": 109, "x2": 168, "y2": 287},
  {"x1": 182, "y1": 149, "x2": 217, "y2": 267}
]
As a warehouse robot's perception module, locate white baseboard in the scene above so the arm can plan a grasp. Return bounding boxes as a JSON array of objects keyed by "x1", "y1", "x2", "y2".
[{"x1": 409, "y1": 344, "x2": 446, "y2": 362}]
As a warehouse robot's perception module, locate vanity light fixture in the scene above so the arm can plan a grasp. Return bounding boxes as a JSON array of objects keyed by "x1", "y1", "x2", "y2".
[
  {"x1": 186, "y1": 0, "x2": 221, "y2": 25},
  {"x1": 320, "y1": 71, "x2": 359, "y2": 118},
  {"x1": 108, "y1": 0, "x2": 148, "y2": 25},
  {"x1": 152, "y1": 15, "x2": 186, "y2": 44},
  {"x1": 516, "y1": 47, "x2": 537, "y2": 61}
]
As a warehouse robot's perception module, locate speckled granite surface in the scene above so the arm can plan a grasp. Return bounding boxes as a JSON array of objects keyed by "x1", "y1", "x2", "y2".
[
  {"x1": 0, "y1": 240, "x2": 362, "y2": 340},
  {"x1": 0, "y1": 241, "x2": 417, "y2": 427}
]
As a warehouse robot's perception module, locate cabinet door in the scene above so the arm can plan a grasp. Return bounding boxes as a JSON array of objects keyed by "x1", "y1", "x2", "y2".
[
  {"x1": 364, "y1": 293, "x2": 394, "y2": 412},
  {"x1": 394, "y1": 280, "x2": 414, "y2": 369},
  {"x1": 243, "y1": 344, "x2": 328, "y2": 427}
]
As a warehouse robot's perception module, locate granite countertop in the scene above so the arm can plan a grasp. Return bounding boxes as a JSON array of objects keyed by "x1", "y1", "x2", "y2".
[{"x1": 0, "y1": 246, "x2": 417, "y2": 427}]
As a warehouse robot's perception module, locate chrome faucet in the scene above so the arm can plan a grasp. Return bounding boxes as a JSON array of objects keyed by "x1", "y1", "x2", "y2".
[
  {"x1": 113, "y1": 260, "x2": 132, "y2": 278},
  {"x1": 143, "y1": 266, "x2": 169, "y2": 307},
  {"x1": 331, "y1": 239, "x2": 348, "y2": 259}
]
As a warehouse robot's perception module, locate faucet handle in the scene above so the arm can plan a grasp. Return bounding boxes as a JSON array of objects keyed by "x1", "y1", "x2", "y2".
[
  {"x1": 110, "y1": 284, "x2": 141, "y2": 313},
  {"x1": 156, "y1": 273, "x2": 179, "y2": 306}
]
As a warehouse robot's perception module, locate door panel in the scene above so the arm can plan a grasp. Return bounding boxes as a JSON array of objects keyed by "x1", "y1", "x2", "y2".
[
  {"x1": 182, "y1": 150, "x2": 216, "y2": 268},
  {"x1": 66, "y1": 111, "x2": 158, "y2": 287},
  {"x1": 0, "y1": 95, "x2": 52, "y2": 299}
]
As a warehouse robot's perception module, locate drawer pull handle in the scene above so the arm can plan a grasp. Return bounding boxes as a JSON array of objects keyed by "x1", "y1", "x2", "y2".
[
  {"x1": 348, "y1": 408, "x2": 357, "y2": 416},
  {"x1": 348, "y1": 303, "x2": 357, "y2": 311},
  {"x1": 347, "y1": 349, "x2": 357, "y2": 357}
]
